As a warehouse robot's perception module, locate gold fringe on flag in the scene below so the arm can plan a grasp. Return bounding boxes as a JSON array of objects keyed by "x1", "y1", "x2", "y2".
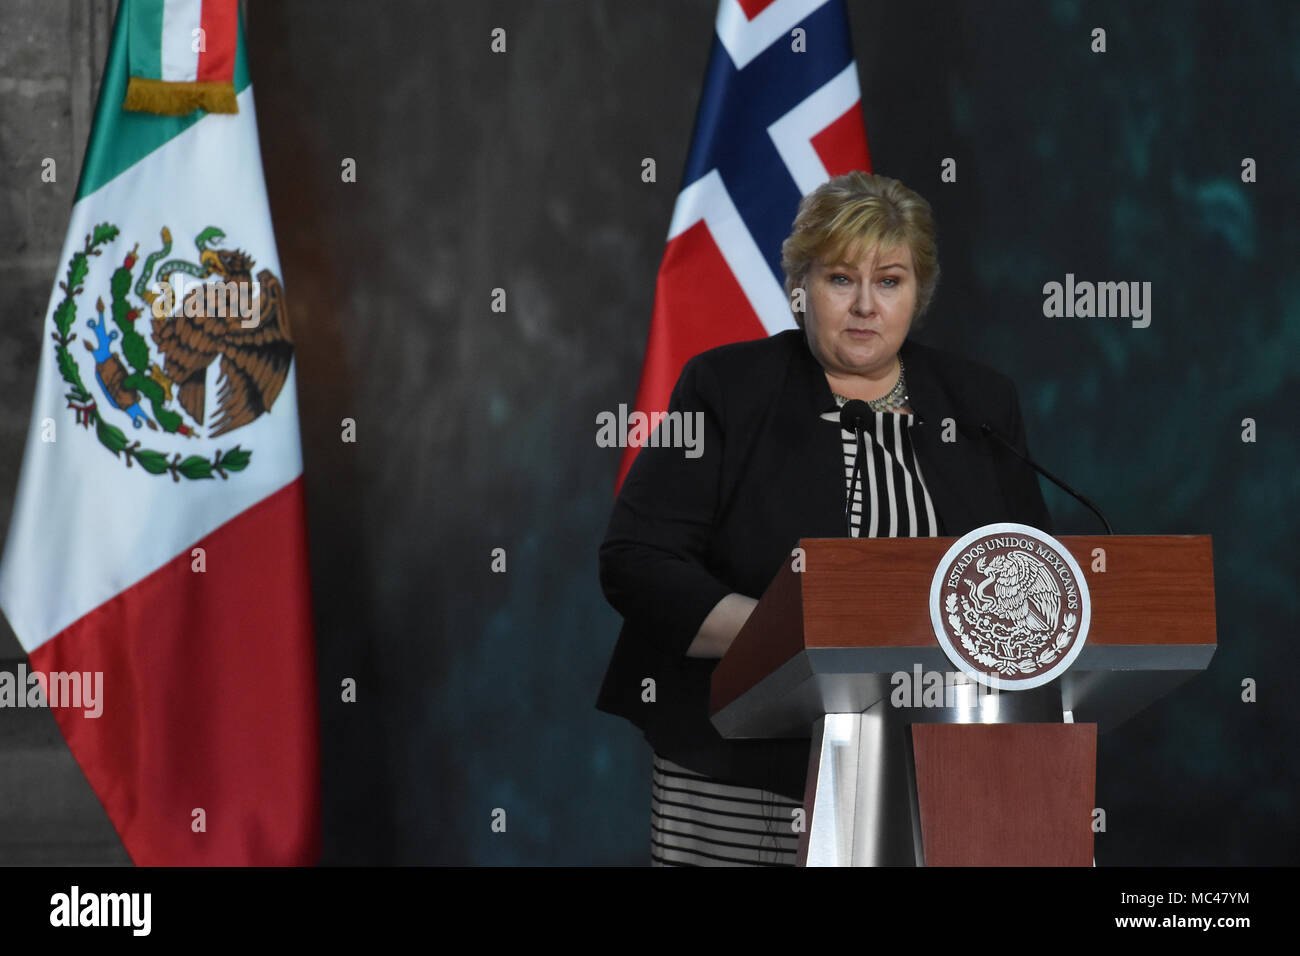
[{"x1": 123, "y1": 76, "x2": 238, "y2": 115}]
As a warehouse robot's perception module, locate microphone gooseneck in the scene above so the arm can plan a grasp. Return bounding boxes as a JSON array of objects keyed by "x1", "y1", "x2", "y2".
[{"x1": 978, "y1": 422, "x2": 1114, "y2": 534}]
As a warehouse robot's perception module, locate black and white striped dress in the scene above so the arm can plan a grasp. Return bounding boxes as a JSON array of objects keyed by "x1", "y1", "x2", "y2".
[
  {"x1": 650, "y1": 753, "x2": 802, "y2": 866},
  {"x1": 824, "y1": 395, "x2": 939, "y2": 539},
  {"x1": 650, "y1": 399, "x2": 939, "y2": 866}
]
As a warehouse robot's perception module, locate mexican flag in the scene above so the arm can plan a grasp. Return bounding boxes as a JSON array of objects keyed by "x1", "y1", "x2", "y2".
[{"x1": 0, "y1": 0, "x2": 319, "y2": 865}]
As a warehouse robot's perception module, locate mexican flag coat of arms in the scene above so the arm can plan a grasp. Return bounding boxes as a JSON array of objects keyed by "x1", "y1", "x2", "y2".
[{"x1": 0, "y1": 0, "x2": 320, "y2": 865}]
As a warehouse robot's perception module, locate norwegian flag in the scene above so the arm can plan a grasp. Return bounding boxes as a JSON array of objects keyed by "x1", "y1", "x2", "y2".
[{"x1": 616, "y1": 0, "x2": 871, "y2": 489}]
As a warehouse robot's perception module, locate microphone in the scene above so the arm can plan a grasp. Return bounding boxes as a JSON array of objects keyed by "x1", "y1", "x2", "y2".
[
  {"x1": 977, "y1": 421, "x2": 1113, "y2": 534},
  {"x1": 839, "y1": 400, "x2": 872, "y2": 538}
]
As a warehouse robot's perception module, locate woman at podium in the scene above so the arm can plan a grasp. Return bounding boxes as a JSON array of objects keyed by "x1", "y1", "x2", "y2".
[{"x1": 597, "y1": 172, "x2": 1052, "y2": 866}]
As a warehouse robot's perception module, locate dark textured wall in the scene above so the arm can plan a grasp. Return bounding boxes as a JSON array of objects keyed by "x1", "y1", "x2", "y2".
[
  {"x1": 0, "y1": 0, "x2": 128, "y2": 865},
  {"x1": 2, "y1": 1, "x2": 1297, "y2": 865}
]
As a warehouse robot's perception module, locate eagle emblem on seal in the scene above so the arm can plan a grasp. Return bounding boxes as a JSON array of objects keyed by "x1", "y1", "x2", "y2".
[
  {"x1": 966, "y1": 551, "x2": 1063, "y2": 645},
  {"x1": 930, "y1": 524, "x2": 1090, "y2": 689}
]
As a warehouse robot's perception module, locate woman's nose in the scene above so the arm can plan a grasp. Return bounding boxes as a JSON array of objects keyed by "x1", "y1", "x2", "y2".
[{"x1": 852, "y1": 286, "x2": 875, "y2": 316}]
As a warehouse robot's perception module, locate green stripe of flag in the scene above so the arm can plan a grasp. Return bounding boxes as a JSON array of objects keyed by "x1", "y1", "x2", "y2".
[
  {"x1": 126, "y1": 0, "x2": 164, "y2": 81},
  {"x1": 76, "y1": 1, "x2": 251, "y2": 202}
]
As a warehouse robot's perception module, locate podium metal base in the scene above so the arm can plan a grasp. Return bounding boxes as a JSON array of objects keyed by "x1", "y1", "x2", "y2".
[{"x1": 797, "y1": 682, "x2": 1064, "y2": 866}]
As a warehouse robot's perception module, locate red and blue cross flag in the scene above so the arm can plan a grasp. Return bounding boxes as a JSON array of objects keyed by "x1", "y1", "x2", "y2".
[{"x1": 616, "y1": 0, "x2": 872, "y2": 489}]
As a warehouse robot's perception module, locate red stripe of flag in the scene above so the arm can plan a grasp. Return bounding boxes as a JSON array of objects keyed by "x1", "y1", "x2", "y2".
[
  {"x1": 196, "y1": 0, "x2": 238, "y2": 83},
  {"x1": 812, "y1": 103, "x2": 872, "y2": 178},
  {"x1": 615, "y1": 223, "x2": 767, "y2": 490},
  {"x1": 29, "y1": 478, "x2": 320, "y2": 865}
]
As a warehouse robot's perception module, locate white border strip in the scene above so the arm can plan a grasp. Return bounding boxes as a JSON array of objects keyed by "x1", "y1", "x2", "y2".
[
  {"x1": 767, "y1": 61, "x2": 861, "y2": 195},
  {"x1": 160, "y1": 0, "x2": 202, "y2": 82},
  {"x1": 715, "y1": 0, "x2": 831, "y2": 70}
]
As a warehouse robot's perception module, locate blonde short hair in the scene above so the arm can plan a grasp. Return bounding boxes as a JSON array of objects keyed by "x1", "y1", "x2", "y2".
[{"x1": 780, "y1": 171, "x2": 940, "y2": 327}]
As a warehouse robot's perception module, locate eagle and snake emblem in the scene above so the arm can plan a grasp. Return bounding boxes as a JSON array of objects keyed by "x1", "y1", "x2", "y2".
[
  {"x1": 943, "y1": 546, "x2": 1079, "y2": 677},
  {"x1": 51, "y1": 223, "x2": 293, "y2": 480}
]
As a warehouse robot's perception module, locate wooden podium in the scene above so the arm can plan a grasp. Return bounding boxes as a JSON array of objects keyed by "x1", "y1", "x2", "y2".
[{"x1": 709, "y1": 535, "x2": 1217, "y2": 866}]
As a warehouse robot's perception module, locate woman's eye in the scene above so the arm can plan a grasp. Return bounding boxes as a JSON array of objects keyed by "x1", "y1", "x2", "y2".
[
  {"x1": 830, "y1": 274, "x2": 850, "y2": 285},
  {"x1": 879, "y1": 276, "x2": 899, "y2": 288}
]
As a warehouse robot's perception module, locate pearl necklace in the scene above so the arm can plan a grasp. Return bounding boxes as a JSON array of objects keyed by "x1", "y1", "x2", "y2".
[{"x1": 831, "y1": 357, "x2": 910, "y2": 412}]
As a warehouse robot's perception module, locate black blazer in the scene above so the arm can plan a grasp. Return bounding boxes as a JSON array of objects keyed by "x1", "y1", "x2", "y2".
[{"x1": 596, "y1": 329, "x2": 1052, "y2": 800}]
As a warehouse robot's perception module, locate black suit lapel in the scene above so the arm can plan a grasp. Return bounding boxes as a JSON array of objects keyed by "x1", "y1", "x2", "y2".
[
  {"x1": 897, "y1": 339, "x2": 992, "y2": 537},
  {"x1": 757, "y1": 333, "x2": 999, "y2": 547},
  {"x1": 772, "y1": 334, "x2": 847, "y2": 540}
]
